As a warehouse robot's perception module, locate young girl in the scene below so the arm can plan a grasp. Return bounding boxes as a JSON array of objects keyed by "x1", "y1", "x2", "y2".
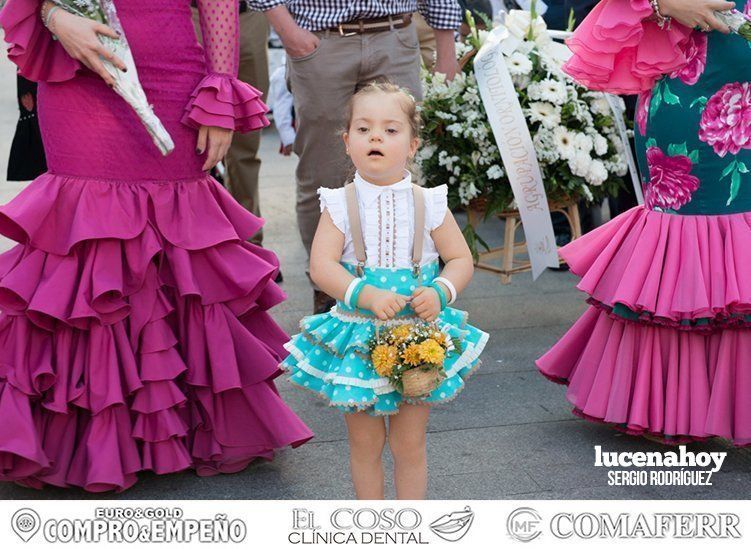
[{"x1": 282, "y1": 82, "x2": 489, "y2": 499}]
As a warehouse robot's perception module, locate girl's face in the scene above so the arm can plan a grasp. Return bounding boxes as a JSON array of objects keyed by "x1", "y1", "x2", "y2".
[{"x1": 343, "y1": 92, "x2": 420, "y2": 185}]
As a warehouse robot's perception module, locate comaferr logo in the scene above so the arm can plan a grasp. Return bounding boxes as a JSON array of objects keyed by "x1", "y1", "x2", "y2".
[{"x1": 550, "y1": 512, "x2": 741, "y2": 539}]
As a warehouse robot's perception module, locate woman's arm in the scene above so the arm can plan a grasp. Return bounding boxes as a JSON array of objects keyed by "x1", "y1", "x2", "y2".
[
  {"x1": 310, "y1": 211, "x2": 408, "y2": 321},
  {"x1": 191, "y1": 0, "x2": 249, "y2": 170},
  {"x1": 41, "y1": 0, "x2": 126, "y2": 85},
  {"x1": 411, "y1": 211, "x2": 474, "y2": 322}
]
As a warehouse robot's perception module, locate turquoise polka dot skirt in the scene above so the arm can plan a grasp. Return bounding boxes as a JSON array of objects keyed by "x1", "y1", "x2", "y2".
[{"x1": 281, "y1": 261, "x2": 489, "y2": 416}]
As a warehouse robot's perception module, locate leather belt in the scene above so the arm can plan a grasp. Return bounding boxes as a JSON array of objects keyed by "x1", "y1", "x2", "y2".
[{"x1": 329, "y1": 13, "x2": 412, "y2": 36}]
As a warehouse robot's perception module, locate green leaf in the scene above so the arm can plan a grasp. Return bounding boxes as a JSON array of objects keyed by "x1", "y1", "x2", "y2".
[
  {"x1": 650, "y1": 87, "x2": 663, "y2": 120},
  {"x1": 690, "y1": 96, "x2": 708, "y2": 110},
  {"x1": 688, "y1": 149, "x2": 700, "y2": 164},
  {"x1": 728, "y1": 169, "x2": 742, "y2": 206},
  {"x1": 645, "y1": 137, "x2": 657, "y2": 149},
  {"x1": 662, "y1": 83, "x2": 681, "y2": 105},
  {"x1": 667, "y1": 142, "x2": 688, "y2": 157},
  {"x1": 462, "y1": 223, "x2": 486, "y2": 263},
  {"x1": 566, "y1": 7, "x2": 576, "y2": 32},
  {"x1": 721, "y1": 160, "x2": 737, "y2": 179},
  {"x1": 739, "y1": 161, "x2": 749, "y2": 174}
]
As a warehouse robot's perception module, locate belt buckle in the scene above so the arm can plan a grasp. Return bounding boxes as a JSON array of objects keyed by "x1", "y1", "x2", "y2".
[{"x1": 338, "y1": 23, "x2": 357, "y2": 37}]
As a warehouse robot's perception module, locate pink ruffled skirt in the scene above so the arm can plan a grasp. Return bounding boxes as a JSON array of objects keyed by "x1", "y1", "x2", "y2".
[
  {"x1": 0, "y1": 174, "x2": 313, "y2": 492},
  {"x1": 536, "y1": 206, "x2": 751, "y2": 446}
]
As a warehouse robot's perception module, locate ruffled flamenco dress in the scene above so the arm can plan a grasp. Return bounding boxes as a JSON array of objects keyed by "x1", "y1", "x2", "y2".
[
  {"x1": 0, "y1": 0, "x2": 313, "y2": 492},
  {"x1": 536, "y1": 0, "x2": 751, "y2": 446}
]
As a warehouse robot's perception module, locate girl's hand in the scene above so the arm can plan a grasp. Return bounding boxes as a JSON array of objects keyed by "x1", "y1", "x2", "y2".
[
  {"x1": 197, "y1": 126, "x2": 233, "y2": 171},
  {"x1": 410, "y1": 287, "x2": 441, "y2": 322},
  {"x1": 359, "y1": 287, "x2": 408, "y2": 321},
  {"x1": 47, "y1": 6, "x2": 127, "y2": 86},
  {"x1": 658, "y1": 0, "x2": 734, "y2": 33}
]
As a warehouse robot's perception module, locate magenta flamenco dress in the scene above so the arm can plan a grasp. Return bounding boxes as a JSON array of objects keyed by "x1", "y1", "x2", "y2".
[
  {"x1": 537, "y1": 0, "x2": 751, "y2": 446},
  {"x1": 0, "y1": 0, "x2": 313, "y2": 492}
]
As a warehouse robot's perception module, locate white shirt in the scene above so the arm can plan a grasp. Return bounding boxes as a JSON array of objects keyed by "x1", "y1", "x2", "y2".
[
  {"x1": 268, "y1": 62, "x2": 296, "y2": 147},
  {"x1": 318, "y1": 171, "x2": 448, "y2": 269}
]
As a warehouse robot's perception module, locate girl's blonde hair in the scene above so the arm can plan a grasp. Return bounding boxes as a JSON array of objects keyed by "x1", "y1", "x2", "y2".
[{"x1": 344, "y1": 81, "x2": 422, "y2": 138}]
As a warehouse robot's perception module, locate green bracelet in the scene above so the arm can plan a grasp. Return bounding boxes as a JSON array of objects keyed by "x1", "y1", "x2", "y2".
[
  {"x1": 428, "y1": 282, "x2": 447, "y2": 311},
  {"x1": 350, "y1": 280, "x2": 367, "y2": 309}
]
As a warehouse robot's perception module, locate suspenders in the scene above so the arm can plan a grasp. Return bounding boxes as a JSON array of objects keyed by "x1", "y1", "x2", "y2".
[{"x1": 344, "y1": 182, "x2": 425, "y2": 278}]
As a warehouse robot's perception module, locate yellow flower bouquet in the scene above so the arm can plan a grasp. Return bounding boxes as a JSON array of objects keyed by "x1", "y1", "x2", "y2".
[{"x1": 369, "y1": 322, "x2": 463, "y2": 398}]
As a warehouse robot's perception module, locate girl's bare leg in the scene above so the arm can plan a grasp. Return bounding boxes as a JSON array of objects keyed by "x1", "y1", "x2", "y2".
[
  {"x1": 344, "y1": 411, "x2": 387, "y2": 499},
  {"x1": 388, "y1": 404, "x2": 431, "y2": 499}
]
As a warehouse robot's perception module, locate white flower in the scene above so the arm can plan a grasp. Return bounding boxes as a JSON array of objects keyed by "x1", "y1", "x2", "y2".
[
  {"x1": 506, "y1": 52, "x2": 533, "y2": 76},
  {"x1": 574, "y1": 132, "x2": 594, "y2": 154},
  {"x1": 458, "y1": 181, "x2": 480, "y2": 204},
  {"x1": 586, "y1": 159, "x2": 608, "y2": 186},
  {"x1": 487, "y1": 164, "x2": 504, "y2": 180},
  {"x1": 605, "y1": 156, "x2": 629, "y2": 176},
  {"x1": 533, "y1": 128, "x2": 560, "y2": 163},
  {"x1": 580, "y1": 183, "x2": 594, "y2": 202},
  {"x1": 512, "y1": 74, "x2": 532, "y2": 89},
  {"x1": 515, "y1": 40, "x2": 535, "y2": 55},
  {"x1": 553, "y1": 127, "x2": 576, "y2": 160},
  {"x1": 445, "y1": 122, "x2": 463, "y2": 137},
  {"x1": 505, "y1": 10, "x2": 548, "y2": 42},
  {"x1": 527, "y1": 78, "x2": 567, "y2": 105},
  {"x1": 569, "y1": 150, "x2": 593, "y2": 178},
  {"x1": 590, "y1": 96, "x2": 612, "y2": 116},
  {"x1": 593, "y1": 134, "x2": 609, "y2": 156},
  {"x1": 435, "y1": 111, "x2": 457, "y2": 121},
  {"x1": 527, "y1": 102, "x2": 561, "y2": 129}
]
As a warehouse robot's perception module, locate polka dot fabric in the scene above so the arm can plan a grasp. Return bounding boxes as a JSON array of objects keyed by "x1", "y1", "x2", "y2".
[
  {"x1": 197, "y1": 0, "x2": 240, "y2": 76},
  {"x1": 182, "y1": 0, "x2": 270, "y2": 132},
  {"x1": 281, "y1": 261, "x2": 489, "y2": 416}
]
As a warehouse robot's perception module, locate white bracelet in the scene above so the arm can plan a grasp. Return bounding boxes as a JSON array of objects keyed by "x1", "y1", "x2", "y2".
[
  {"x1": 44, "y1": 5, "x2": 60, "y2": 30},
  {"x1": 433, "y1": 277, "x2": 457, "y2": 305},
  {"x1": 344, "y1": 277, "x2": 364, "y2": 307}
]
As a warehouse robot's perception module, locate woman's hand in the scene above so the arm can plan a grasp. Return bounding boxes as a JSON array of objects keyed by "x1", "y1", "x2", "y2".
[
  {"x1": 359, "y1": 287, "x2": 408, "y2": 321},
  {"x1": 197, "y1": 126, "x2": 233, "y2": 171},
  {"x1": 410, "y1": 286, "x2": 442, "y2": 322},
  {"x1": 658, "y1": 0, "x2": 735, "y2": 33},
  {"x1": 46, "y1": 5, "x2": 127, "y2": 86}
]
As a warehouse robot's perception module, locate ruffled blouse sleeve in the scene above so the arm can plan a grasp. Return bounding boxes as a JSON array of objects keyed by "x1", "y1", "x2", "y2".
[
  {"x1": 182, "y1": 0, "x2": 269, "y2": 133},
  {"x1": 0, "y1": 0, "x2": 82, "y2": 82},
  {"x1": 425, "y1": 185, "x2": 448, "y2": 231},
  {"x1": 317, "y1": 187, "x2": 348, "y2": 235},
  {"x1": 562, "y1": 0, "x2": 693, "y2": 94}
]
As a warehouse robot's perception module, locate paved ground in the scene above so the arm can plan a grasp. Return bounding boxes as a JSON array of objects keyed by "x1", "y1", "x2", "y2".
[{"x1": 0, "y1": 50, "x2": 749, "y2": 501}]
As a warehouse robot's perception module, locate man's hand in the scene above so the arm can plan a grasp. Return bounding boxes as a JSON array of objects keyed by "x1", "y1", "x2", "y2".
[
  {"x1": 283, "y1": 26, "x2": 320, "y2": 59},
  {"x1": 433, "y1": 28, "x2": 460, "y2": 80},
  {"x1": 262, "y1": 5, "x2": 320, "y2": 59}
]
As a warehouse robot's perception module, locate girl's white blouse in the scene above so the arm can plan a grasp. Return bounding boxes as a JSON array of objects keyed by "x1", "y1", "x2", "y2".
[{"x1": 318, "y1": 171, "x2": 448, "y2": 269}]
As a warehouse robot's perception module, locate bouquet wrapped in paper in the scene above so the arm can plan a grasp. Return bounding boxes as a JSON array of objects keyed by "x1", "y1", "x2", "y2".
[
  {"x1": 51, "y1": 0, "x2": 174, "y2": 155},
  {"x1": 714, "y1": 9, "x2": 751, "y2": 41},
  {"x1": 370, "y1": 323, "x2": 462, "y2": 397}
]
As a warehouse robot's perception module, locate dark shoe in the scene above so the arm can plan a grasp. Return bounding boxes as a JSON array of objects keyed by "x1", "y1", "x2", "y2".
[
  {"x1": 275, "y1": 270, "x2": 284, "y2": 283},
  {"x1": 313, "y1": 290, "x2": 336, "y2": 315}
]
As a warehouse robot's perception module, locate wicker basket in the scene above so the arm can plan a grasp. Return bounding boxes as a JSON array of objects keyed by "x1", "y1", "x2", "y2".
[{"x1": 401, "y1": 368, "x2": 443, "y2": 398}]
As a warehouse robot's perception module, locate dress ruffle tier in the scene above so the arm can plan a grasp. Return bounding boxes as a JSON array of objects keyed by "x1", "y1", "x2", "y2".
[
  {"x1": 562, "y1": 0, "x2": 693, "y2": 94},
  {"x1": 282, "y1": 307, "x2": 488, "y2": 416},
  {"x1": 280, "y1": 263, "x2": 489, "y2": 417},
  {"x1": 536, "y1": 207, "x2": 751, "y2": 446},
  {"x1": 0, "y1": 174, "x2": 313, "y2": 492}
]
